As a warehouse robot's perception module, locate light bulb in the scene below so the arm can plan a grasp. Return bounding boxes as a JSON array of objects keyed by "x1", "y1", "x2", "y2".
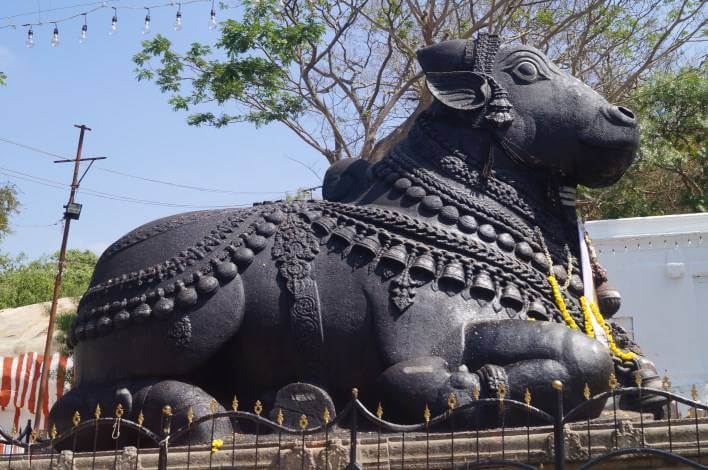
[
  {"x1": 25, "y1": 28, "x2": 35, "y2": 48},
  {"x1": 174, "y1": 11, "x2": 183, "y2": 31},
  {"x1": 110, "y1": 15, "x2": 118, "y2": 34},
  {"x1": 51, "y1": 26, "x2": 60, "y2": 47},
  {"x1": 209, "y1": 9, "x2": 217, "y2": 30},
  {"x1": 80, "y1": 24, "x2": 88, "y2": 43},
  {"x1": 142, "y1": 13, "x2": 151, "y2": 34}
]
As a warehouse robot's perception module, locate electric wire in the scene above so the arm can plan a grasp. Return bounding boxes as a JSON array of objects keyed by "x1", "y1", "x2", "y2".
[
  {"x1": 0, "y1": 167, "x2": 255, "y2": 209},
  {"x1": 0, "y1": 136, "x2": 311, "y2": 196},
  {"x1": 0, "y1": 0, "x2": 210, "y2": 29}
]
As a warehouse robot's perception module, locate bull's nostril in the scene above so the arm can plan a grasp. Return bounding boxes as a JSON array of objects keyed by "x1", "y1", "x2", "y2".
[{"x1": 617, "y1": 106, "x2": 635, "y2": 120}]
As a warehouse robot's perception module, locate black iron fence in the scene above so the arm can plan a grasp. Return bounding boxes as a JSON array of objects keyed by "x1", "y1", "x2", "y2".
[{"x1": 1, "y1": 380, "x2": 706, "y2": 469}]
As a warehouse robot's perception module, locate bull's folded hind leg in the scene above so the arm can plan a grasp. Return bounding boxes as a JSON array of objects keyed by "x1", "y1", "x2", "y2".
[
  {"x1": 465, "y1": 320, "x2": 613, "y2": 420},
  {"x1": 49, "y1": 379, "x2": 233, "y2": 451}
]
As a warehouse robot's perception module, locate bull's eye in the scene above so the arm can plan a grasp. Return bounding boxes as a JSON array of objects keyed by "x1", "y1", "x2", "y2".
[{"x1": 512, "y1": 61, "x2": 540, "y2": 82}]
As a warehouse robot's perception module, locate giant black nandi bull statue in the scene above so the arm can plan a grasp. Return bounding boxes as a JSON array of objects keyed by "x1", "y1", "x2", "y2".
[{"x1": 51, "y1": 34, "x2": 663, "y2": 446}]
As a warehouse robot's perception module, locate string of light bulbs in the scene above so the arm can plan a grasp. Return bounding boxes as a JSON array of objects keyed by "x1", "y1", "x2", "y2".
[{"x1": 1, "y1": 0, "x2": 217, "y2": 48}]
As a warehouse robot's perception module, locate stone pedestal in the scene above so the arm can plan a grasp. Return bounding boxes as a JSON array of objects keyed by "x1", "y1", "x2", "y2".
[{"x1": 2, "y1": 418, "x2": 706, "y2": 469}]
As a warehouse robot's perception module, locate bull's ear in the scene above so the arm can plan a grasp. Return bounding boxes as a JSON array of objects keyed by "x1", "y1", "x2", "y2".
[{"x1": 425, "y1": 71, "x2": 490, "y2": 111}]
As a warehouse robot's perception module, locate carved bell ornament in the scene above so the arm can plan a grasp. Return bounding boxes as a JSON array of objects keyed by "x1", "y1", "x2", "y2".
[
  {"x1": 410, "y1": 252, "x2": 437, "y2": 279},
  {"x1": 596, "y1": 282, "x2": 622, "y2": 317},
  {"x1": 312, "y1": 217, "x2": 337, "y2": 235},
  {"x1": 380, "y1": 244, "x2": 409, "y2": 268},
  {"x1": 500, "y1": 284, "x2": 523, "y2": 310},
  {"x1": 471, "y1": 272, "x2": 495, "y2": 297},
  {"x1": 353, "y1": 235, "x2": 380, "y2": 256},
  {"x1": 527, "y1": 300, "x2": 548, "y2": 319},
  {"x1": 331, "y1": 225, "x2": 357, "y2": 245},
  {"x1": 440, "y1": 261, "x2": 466, "y2": 288}
]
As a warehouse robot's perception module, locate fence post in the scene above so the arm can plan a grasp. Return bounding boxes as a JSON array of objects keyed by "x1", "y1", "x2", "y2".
[
  {"x1": 552, "y1": 380, "x2": 565, "y2": 470},
  {"x1": 157, "y1": 405, "x2": 172, "y2": 470},
  {"x1": 346, "y1": 389, "x2": 362, "y2": 470}
]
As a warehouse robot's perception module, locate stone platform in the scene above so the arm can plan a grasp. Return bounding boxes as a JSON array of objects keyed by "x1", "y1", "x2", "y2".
[{"x1": 2, "y1": 417, "x2": 706, "y2": 469}]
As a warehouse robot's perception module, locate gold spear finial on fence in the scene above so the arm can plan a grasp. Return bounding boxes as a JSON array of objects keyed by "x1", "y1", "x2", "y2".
[
  {"x1": 276, "y1": 409, "x2": 284, "y2": 426},
  {"x1": 352, "y1": 388, "x2": 359, "y2": 399},
  {"x1": 254, "y1": 400, "x2": 263, "y2": 416},
  {"x1": 552, "y1": 380, "x2": 563, "y2": 391},
  {"x1": 691, "y1": 384, "x2": 698, "y2": 401},
  {"x1": 583, "y1": 383, "x2": 591, "y2": 401},
  {"x1": 162, "y1": 405, "x2": 172, "y2": 417},
  {"x1": 376, "y1": 403, "x2": 383, "y2": 419},
  {"x1": 115, "y1": 404, "x2": 124, "y2": 418},
  {"x1": 210, "y1": 399, "x2": 218, "y2": 414},
  {"x1": 232, "y1": 395, "x2": 239, "y2": 412},
  {"x1": 187, "y1": 407, "x2": 194, "y2": 424},
  {"x1": 299, "y1": 414, "x2": 308, "y2": 430},
  {"x1": 50, "y1": 424, "x2": 57, "y2": 440},
  {"x1": 137, "y1": 411, "x2": 145, "y2": 427},
  {"x1": 94, "y1": 404, "x2": 102, "y2": 419},
  {"x1": 634, "y1": 370, "x2": 643, "y2": 387},
  {"x1": 608, "y1": 373, "x2": 618, "y2": 390},
  {"x1": 447, "y1": 393, "x2": 457, "y2": 410},
  {"x1": 323, "y1": 407, "x2": 331, "y2": 425},
  {"x1": 662, "y1": 371, "x2": 672, "y2": 391},
  {"x1": 11, "y1": 424, "x2": 17, "y2": 436},
  {"x1": 72, "y1": 411, "x2": 81, "y2": 427},
  {"x1": 524, "y1": 388, "x2": 532, "y2": 406},
  {"x1": 472, "y1": 384, "x2": 480, "y2": 401},
  {"x1": 423, "y1": 404, "x2": 431, "y2": 426},
  {"x1": 30, "y1": 430, "x2": 37, "y2": 444}
]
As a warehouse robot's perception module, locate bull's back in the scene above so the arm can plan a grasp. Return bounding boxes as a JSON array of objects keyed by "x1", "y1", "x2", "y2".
[{"x1": 72, "y1": 208, "x2": 257, "y2": 384}]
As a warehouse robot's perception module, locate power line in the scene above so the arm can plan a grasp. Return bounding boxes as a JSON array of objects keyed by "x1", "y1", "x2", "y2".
[
  {"x1": 0, "y1": 0, "x2": 210, "y2": 30},
  {"x1": 0, "y1": 136, "x2": 301, "y2": 195},
  {"x1": 95, "y1": 167, "x2": 290, "y2": 195},
  {"x1": 0, "y1": 1, "x2": 120, "y2": 21},
  {"x1": 0, "y1": 166, "x2": 255, "y2": 209}
]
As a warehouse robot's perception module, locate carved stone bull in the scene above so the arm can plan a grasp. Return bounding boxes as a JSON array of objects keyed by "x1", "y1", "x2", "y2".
[{"x1": 50, "y1": 34, "x2": 662, "y2": 447}]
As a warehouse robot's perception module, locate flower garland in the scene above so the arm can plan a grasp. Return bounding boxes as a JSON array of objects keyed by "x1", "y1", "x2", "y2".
[
  {"x1": 547, "y1": 275, "x2": 579, "y2": 330},
  {"x1": 536, "y1": 227, "x2": 636, "y2": 362},
  {"x1": 589, "y1": 300, "x2": 636, "y2": 361},
  {"x1": 579, "y1": 296, "x2": 595, "y2": 338}
]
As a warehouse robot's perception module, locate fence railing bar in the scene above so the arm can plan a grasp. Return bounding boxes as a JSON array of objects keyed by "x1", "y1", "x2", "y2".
[
  {"x1": 563, "y1": 387, "x2": 708, "y2": 424},
  {"x1": 578, "y1": 447, "x2": 707, "y2": 470}
]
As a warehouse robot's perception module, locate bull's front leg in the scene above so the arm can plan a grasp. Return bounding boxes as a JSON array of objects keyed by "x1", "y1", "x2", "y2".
[{"x1": 377, "y1": 320, "x2": 613, "y2": 425}]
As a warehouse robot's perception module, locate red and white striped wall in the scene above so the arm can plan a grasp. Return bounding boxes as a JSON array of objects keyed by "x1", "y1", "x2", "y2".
[{"x1": 0, "y1": 352, "x2": 72, "y2": 454}]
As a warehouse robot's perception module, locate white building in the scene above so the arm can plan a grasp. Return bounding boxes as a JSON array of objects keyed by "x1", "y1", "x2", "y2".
[{"x1": 586, "y1": 213, "x2": 708, "y2": 402}]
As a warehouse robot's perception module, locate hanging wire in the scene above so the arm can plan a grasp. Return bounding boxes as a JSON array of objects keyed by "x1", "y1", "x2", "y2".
[
  {"x1": 1, "y1": 0, "x2": 210, "y2": 30},
  {"x1": 0, "y1": 136, "x2": 311, "y2": 196}
]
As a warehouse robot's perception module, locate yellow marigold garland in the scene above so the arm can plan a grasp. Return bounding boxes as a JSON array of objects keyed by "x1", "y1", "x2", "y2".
[
  {"x1": 589, "y1": 300, "x2": 636, "y2": 361},
  {"x1": 538, "y1": 227, "x2": 635, "y2": 362},
  {"x1": 579, "y1": 296, "x2": 595, "y2": 338},
  {"x1": 547, "y1": 275, "x2": 579, "y2": 330}
]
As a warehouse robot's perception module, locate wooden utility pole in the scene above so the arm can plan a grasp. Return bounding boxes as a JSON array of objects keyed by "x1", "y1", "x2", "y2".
[{"x1": 34, "y1": 124, "x2": 105, "y2": 428}]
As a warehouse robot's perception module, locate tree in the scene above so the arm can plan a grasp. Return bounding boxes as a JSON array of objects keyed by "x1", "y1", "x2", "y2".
[
  {"x1": 0, "y1": 249, "x2": 98, "y2": 309},
  {"x1": 0, "y1": 183, "x2": 19, "y2": 242},
  {"x1": 0, "y1": 72, "x2": 6, "y2": 86},
  {"x1": 134, "y1": 0, "x2": 706, "y2": 164},
  {"x1": 579, "y1": 67, "x2": 707, "y2": 219}
]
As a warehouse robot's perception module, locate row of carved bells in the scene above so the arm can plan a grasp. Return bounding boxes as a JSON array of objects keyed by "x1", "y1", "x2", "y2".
[{"x1": 320, "y1": 220, "x2": 530, "y2": 311}]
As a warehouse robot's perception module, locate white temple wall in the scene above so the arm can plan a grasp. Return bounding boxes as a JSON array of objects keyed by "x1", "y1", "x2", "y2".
[{"x1": 586, "y1": 212, "x2": 708, "y2": 402}]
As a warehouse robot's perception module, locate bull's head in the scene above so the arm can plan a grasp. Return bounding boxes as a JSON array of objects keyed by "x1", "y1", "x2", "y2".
[{"x1": 417, "y1": 35, "x2": 638, "y2": 187}]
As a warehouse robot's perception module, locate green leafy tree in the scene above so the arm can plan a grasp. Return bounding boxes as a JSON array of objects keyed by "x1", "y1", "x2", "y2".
[
  {"x1": 0, "y1": 72, "x2": 6, "y2": 86},
  {"x1": 0, "y1": 183, "x2": 19, "y2": 242},
  {"x1": 134, "y1": 0, "x2": 705, "y2": 163},
  {"x1": 580, "y1": 67, "x2": 707, "y2": 218},
  {"x1": 0, "y1": 249, "x2": 98, "y2": 309}
]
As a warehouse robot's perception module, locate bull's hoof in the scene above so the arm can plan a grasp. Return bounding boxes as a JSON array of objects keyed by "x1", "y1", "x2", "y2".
[
  {"x1": 50, "y1": 379, "x2": 232, "y2": 451},
  {"x1": 269, "y1": 382, "x2": 335, "y2": 429}
]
